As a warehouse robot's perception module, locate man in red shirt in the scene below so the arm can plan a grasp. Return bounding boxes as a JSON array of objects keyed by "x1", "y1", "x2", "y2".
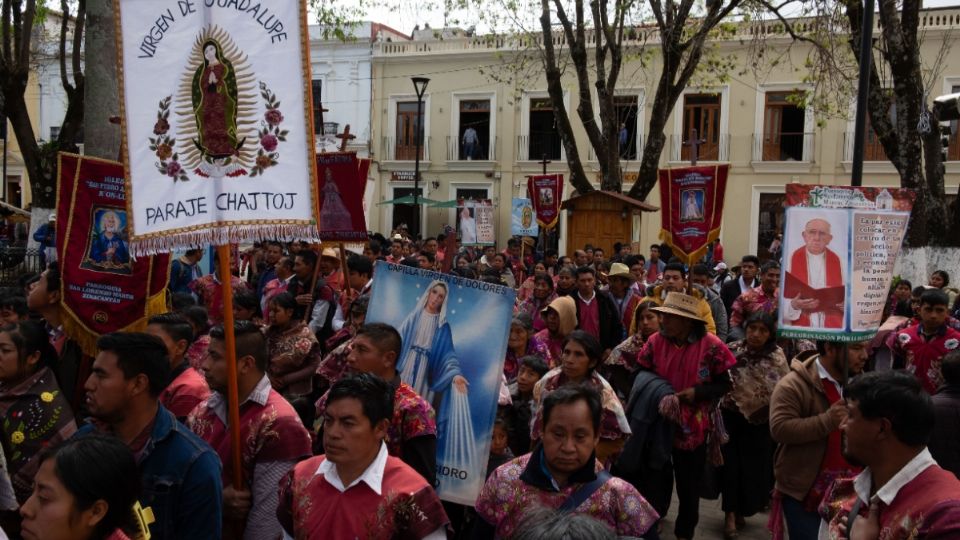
[
  {"x1": 819, "y1": 371, "x2": 960, "y2": 539},
  {"x1": 146, "y1": 312, "x2": 210, "y2": 422},
  {"x1": 315, "y1": 323, "x2": 438, "y2": 485},
  {"x1": 573, "y1": 266, "x2": 622, "y2": 356},
  {"x1": 278, "y1": 374, "x2": 450, "y2": 539}
]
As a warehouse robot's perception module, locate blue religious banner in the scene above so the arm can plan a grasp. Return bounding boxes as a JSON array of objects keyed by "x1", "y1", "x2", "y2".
[
  {"x1": 511, "y1": 197, "x2": 539, "y2": 237},
  {"x1": 366, "y1": 261, "x2": 515, "y2": 505}
]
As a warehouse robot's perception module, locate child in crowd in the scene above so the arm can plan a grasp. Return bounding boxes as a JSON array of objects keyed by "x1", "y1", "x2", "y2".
[
  {"x1": 506, "y1": 355, "x2": 550, "y2": 456},
  {"x1": 892, "y1": 289, "x2": 960, "y2": 393},
  {"x1": 487, "y1": 417, "x2": 514, "y2": 478}
]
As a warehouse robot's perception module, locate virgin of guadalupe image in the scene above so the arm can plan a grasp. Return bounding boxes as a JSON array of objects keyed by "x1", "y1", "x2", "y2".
[
  {"x1": 396, "y1": 280, "x2": 479, "y2": 491},
  {"x1": 319, "y1": 168, "x2": 353, "y2": 232},
  {"x1": 87, "y1": 210, "x2": 130, "y2": 270},
  {"x1": 191, "y1": 40, "x2": 245, "y2": 176}
]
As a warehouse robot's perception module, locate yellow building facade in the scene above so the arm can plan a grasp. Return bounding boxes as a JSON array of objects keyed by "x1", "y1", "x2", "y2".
[{"x1": 369, "y1": 7, "x2": 960, "y2": 261}]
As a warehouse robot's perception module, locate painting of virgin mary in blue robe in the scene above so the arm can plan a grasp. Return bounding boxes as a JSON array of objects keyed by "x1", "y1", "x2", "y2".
[{"x1": 367, "y1": 263, "x2": 515, "y2": 505}]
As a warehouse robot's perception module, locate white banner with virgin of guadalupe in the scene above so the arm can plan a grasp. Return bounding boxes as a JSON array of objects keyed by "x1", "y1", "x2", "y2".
[{"x1": 115, "y1": 0, "x2": 319, "y2": 254}]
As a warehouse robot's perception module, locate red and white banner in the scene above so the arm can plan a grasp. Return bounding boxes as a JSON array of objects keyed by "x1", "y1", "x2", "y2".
[
  {"x1": 657, "y1": 164, "x2": 729, "y2": 264},
  {"x1": 316, "y1": 152, "x2": 369, "y2": 241},
  {"x1": 527, "y1": 174, "x2": 563, "y2": 229},
  {"x1": 56, "y1": 153, "x2": 170, "y2": 355}
]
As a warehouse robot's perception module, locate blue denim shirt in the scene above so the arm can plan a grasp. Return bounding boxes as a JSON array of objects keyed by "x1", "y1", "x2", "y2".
[{"x1": 77, "y1": 405, "x2": 223, "y2": 540}]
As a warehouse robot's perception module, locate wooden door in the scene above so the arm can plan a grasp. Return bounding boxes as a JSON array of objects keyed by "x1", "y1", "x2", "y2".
[
  {"x1": 682, "y1": 94, "x2": 720, "y2": 161},
  {"x1": 396, "y1": 102, "x2": 422, "y2": 160},
  {"x1": 763, "y1": 98, "x2": 783, "y2": 161},
  {"x1": 565, "y1": 195, "x2": 632, "y2": 256}
]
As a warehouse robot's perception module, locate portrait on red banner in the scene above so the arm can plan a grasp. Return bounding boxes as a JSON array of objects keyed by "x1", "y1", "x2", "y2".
[
  {"x1": 527, "y1": 174, "x2": 563, "y2": 229},
  {"x1": 680, "y1": 189, "x2": 704, "y2": 222},
  {"x1": 657, "y1": 164, "x2": 729, "y2": 264},
  {"x1": 81, "y1": 208, "x2": 131, "y2": 274},
  {"x1": 781, "y1": 208, "x2": 848, "y2": 329}
]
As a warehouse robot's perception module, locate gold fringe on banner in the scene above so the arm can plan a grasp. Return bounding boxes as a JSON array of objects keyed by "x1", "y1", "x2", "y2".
[
  {"x1": 60, "y1": 289, "x2": 170, "y2": 357},
  {"x1": 130, "y1": 224, "x2": 321, "y2": 257},
  {"x1": 659, "y1": 225, "x2": 722, "y2": 267}
]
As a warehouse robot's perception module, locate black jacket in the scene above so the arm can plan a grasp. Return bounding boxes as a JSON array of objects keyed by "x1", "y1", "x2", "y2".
[
  {"x1": 574, "y1": 290, "x2": 624, "y2": 351},
  {"x1": 615, "y1": 371, "x2": 675, "y2": 474},
  {"x1": 720, "y1": 277, "x2": 759, "y2": 320}
]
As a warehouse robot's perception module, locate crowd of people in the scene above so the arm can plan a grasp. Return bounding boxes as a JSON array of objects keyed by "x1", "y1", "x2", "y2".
[{"x1": 0, "y1": 230, "x2": 959, "y2": 540}]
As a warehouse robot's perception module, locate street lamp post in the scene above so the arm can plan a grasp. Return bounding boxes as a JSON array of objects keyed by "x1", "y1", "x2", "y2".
[{"x1": 412, "y1": 76, "x2": 429, "y2": 240}]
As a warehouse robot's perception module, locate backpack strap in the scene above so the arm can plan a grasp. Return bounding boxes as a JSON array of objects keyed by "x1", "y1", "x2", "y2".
[{"x1": 558, "y1": 470, "x2": 611, "y2": 513}]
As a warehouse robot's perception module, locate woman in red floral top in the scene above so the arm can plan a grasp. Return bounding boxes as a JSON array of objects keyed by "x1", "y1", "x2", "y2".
[
  {"x1": 265, "y1": 292, "x2": 321, "y2": 423},
  {"x1": 632, "y1": 292, "x2": 736, "y2": 540}
]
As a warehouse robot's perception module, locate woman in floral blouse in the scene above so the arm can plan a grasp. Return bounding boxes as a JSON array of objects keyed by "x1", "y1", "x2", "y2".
[
  {"x1": 720, "y1": 312, "x2": 788, "y2": 538},
  {"x1": 604, "y1": 300, "x2": 660, "y2": 402},
  {"x1": 530, "y1": 330, "x2": 630, "y2": 464},
  {"x1": 265, "y1": 292, "x2": 321, "y2": 424},
  {"x1": 0, "y1": 321, "x2": 77, "y2": 516},
  {"x1": 503, "y1": 313, "x2": 551, "y2": 383},
  {"x1": 515, "y1": 272, "x2": 557, "y2": 332}
]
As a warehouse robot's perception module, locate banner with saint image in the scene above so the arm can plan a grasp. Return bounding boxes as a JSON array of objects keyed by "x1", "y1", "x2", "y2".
[
  {"x1": 778, "y1": 184, "x2": 914, "y2": 342},
  {"x1": 115, "y1": 0, "x2": 319, "y2": 254},
  {"x1": 56, "y1": 153, "x2": 170, "y2": 355},
  {"x1": 657, "y1": 164, "x2": 729, "y2": 264},
  {"x1": 316, "y1": 152, "x2": 368, "y2": 241},
  {"x1": 366, "y1": 261, "x2": 515, "y2": 505},
  {"x1": 527, "y1": 174, "x2": 562, "y2": 229}
]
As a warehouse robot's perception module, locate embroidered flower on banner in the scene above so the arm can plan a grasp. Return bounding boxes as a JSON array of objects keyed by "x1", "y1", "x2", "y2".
[
  {"x1": 150, "y1": 96, "x2": 189, "y2": 182},
  {"x1": 251, "y1": 81, "x2": 287, "y2": 177}
]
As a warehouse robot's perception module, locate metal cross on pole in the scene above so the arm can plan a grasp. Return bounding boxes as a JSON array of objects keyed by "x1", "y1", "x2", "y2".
[
  {"x1": 538, "y1": 153, "x2": 552, "y2": 175},
  {"x1": 336, "y1": 125, "x2": 356, "y2": 152},
  {"x1": 683, "y1": 128, "x2": 706, "y2": 166}
]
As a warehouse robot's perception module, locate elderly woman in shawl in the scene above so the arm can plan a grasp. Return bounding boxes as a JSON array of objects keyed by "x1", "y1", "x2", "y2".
[{"x1": 396, "y1": 280, "x2": 476, "y2": 491}]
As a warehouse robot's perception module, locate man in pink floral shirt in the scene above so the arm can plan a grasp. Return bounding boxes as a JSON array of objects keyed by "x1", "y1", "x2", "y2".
[
  {"x1": 475, "y1": 385, "x2": 658, "y2": 539},
  {"x1": 728, "y1": 260, "x2": 781, "y2": 341}
]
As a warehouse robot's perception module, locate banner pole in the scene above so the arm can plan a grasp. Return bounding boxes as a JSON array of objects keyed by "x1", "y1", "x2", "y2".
[
  {"x1": 518, "y1": 240, "x2": 526, "y2": 287},
  {"x1": 216, "y1": 245, "x2": 244, "y2": 490}
]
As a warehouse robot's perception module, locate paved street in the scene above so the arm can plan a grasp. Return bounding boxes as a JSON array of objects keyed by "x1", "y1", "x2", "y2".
[{"x1": 661, "y1": 496, "x2": 773, "y2": 539}]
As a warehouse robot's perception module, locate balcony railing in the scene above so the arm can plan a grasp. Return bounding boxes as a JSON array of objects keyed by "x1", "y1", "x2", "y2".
[
  {"x1": 668, "y1": 133, "x2": 730, "y2": 162},
  {"x1": 516, "y1": 135, "x2": 562, "y2": 162},
  {"x1": 446, "y1": 136, "x2": 497, "y2": 161},
  {"x1": 588, "y1": 134, "x2": 643, "y2": 161},
  {"x1": 842, "y1": 131, "x2": 888, "y2": 162},
  {"x1": 752, "y1": 132, "x2": 815, "y2": 162},
  {"x1": 381, "y1": 136, "x2": 431, "y2": 161}
]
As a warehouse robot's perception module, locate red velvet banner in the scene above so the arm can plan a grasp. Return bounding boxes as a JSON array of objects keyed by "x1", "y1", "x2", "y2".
[
  {"x1": 657, "y1": 164, "x2": 729, "y2": 264},
  {"x1": 56, "y1": 153, "x2": 170, "y2": 355},
  {"x1": 527, "y1": 174, "x2": 563, "y2": 229},
  {"x1": 317, "y1": 152, "x2": 368, "y2": 241}
]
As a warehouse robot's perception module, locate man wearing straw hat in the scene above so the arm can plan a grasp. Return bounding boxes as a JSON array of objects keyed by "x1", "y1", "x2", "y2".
[
  {"x1": 628, "y1": 292, "x2": 737, "y2": 540},
  {"x1": 604, "y1": 262, "x2": 640, "y2": 336}
]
